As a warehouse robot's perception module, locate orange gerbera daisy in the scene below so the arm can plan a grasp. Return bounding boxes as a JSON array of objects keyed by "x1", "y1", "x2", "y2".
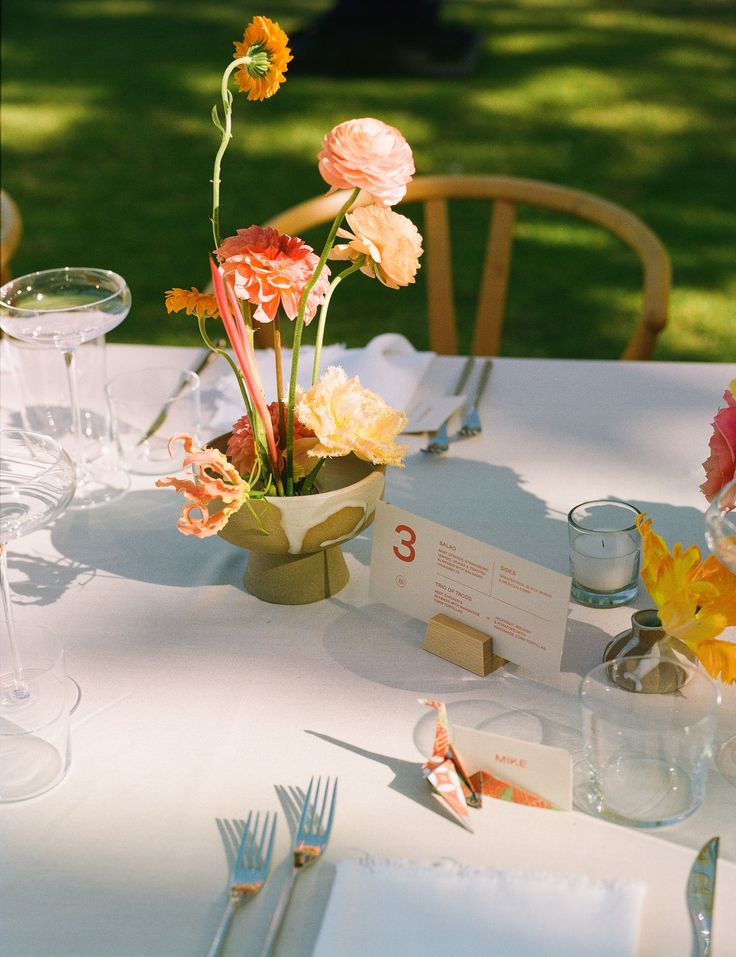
[
  {"x1": 165, "y1": 287, "x2": 220, "y2": 320},
  {"x1": 233, "y1": 16, "x2": 292, "y2": 102}
]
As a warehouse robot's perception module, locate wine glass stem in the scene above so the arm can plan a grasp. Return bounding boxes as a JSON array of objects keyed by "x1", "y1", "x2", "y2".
[
  {"x1": 63, "y1": 348, "x2": 89, "y2": 482},
  {"x1": 0, "y1": 544, "x2": 29, "y2": 701}
]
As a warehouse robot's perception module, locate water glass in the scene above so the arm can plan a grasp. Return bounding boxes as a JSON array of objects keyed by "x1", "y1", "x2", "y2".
[
  {"x1": 568, "y1": 500, "x2": 641, "y2": 607},
  {"x1": 0, "y1": 626, "x2": 80, "y2": 803},
  {"x1": 579, "y1": 656, "x2": 720, "y2": 828},
  {"x1": 106, "y1": 366, "x2": 201, "y2": 474},
  {"x1": 4, "y1": 334, "x2": 115, "y2": 465}
]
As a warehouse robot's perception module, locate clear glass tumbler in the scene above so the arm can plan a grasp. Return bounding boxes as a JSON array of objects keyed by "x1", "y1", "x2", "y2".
[{"x1": 579, "y1": 656, "x2": 720, "y2": 827}]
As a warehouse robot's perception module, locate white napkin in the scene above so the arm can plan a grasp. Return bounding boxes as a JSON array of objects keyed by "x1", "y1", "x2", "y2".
[
  {"x1": 209, "y1": 333, "x2": 433, "y2": 431},
  {"x1": 312, "y1": 857, "x2": 646, "y2": 957}
]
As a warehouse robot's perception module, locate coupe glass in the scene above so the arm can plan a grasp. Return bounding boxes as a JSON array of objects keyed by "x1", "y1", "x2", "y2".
[
  {"x1": 704, "y1": 477, "x2": 736, "y2": 786},
  {"x1": 0, "y1": 267, "x2": 131, "y2": 509},
  {"x1": 0, "y1": 430, "x2": 75, "y2": 708}
]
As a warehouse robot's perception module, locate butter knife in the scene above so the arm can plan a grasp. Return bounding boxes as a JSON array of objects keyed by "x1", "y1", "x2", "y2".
[{"x1": 687, "y1": 836, "x2": 719, "y2": 957}]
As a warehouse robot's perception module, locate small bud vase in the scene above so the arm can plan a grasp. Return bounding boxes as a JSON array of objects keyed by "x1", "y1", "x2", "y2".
[
  {"x1": 603, "y1": 608, "x2": 698, "y2": 693},
  {"x1": 211, "y1": 435, "x2": 385, "y2": 604}
]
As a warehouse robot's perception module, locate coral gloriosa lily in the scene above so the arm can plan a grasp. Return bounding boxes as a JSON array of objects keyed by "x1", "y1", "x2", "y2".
[
  {"x1": 637, "y1": 514, "x2": 736, "y2": 682},
  {"x1": 155, "y1": 435, "x2": 249, "y2": 537}
]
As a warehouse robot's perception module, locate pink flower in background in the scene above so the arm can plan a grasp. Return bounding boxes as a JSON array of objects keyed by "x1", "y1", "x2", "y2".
[
  {"x1": 330, "y1": 205, "x2": 423, "y2": 289},
  {"x1": 701, "y1": 380, "x2": 736, "y2": 502},
  {"x1": 217, "y1": 226, "x2": 330, "y2": 324},
  {"x1": 227, "y1": 403, "x2": 317, "y2": 478},
  {"x1": 318, "y1": 117, "x2": 415, "y2": 208},
  {"x1": 155, "y1": 435, "x2": 249, "y2": 537},
  {"x1": 296, "y1": 366, "x2": 408, "y2": 466}
]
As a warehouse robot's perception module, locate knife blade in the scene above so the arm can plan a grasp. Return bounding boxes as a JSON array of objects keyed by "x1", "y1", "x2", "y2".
[{"x1": 687, "y1": 836, "x2": 719, "y2": 957}]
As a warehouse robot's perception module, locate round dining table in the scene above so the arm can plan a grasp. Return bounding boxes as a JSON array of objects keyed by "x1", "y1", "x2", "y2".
[{"x1": 1, "y1": 342, "x2": 734, "y2": 957}]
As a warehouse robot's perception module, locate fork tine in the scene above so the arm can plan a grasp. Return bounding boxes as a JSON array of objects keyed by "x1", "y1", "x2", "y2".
[
  {"x1": 323, "y1": 778, "x2": 338, "y2": 841},
  {"x1": 295, "y1": 777, "x2": 315, "y2": 841},
  {"x1": 259, "y1": 812, "x2": 277, "y2": 871}
]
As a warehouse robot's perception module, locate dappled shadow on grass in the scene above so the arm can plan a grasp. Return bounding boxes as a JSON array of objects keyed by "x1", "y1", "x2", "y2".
[{"x1": 1, "y1": 0, "x2": 734, "y2": 359}]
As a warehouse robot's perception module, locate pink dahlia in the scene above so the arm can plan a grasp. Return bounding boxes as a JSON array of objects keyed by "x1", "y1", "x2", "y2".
[
  {"x1": 228, "y1": 403, "x2": 317, "y2": 478},
  {"x1": 317, "y1": 117, "x2": 415, "y2": 208},
  {"x1": 216, "y1": 226, "x2": 331, "y2": 324}
]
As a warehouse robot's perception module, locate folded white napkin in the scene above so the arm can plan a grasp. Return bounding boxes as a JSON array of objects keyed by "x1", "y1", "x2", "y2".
[
  {"x1": 209, "y1": 333, "x2": 433, "y2": 431},
  {"x1": 312, "y1": 857, "x2": 645, "y2": 957}
]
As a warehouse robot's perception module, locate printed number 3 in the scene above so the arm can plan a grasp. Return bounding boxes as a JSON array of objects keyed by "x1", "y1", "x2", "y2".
[{"x1": 393, "y1": 524, "x2": 416, "y2": 563}]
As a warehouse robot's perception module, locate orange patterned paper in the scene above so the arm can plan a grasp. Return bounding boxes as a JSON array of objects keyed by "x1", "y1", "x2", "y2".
[{"x1": 419, "y1": 699, "x2": 554, "y2": 825}]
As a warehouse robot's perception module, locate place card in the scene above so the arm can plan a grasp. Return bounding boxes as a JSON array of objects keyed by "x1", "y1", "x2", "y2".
[
  {"x1": 452, "y1": 724, "x2": 573, "y2": 811},
  {"x1": 369, "y1": 502, "x2": 571, "y2": 674},
  {"x1": 404, "y1": 394, "x2": 467, "y2": 434}
]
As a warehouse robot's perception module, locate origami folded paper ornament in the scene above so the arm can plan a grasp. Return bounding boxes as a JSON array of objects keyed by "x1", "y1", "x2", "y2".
[{"x1": 420, "y1": 699, "x2": 556, "y2": 829}]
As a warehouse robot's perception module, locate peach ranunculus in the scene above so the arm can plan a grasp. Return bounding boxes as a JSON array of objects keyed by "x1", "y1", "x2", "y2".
[
  {"x1": 295, "y1": 366, "x2": 408, "y2": 467},
  {"x1": 227, "y1": 403, "x2": 318, "y2": 479},
  {"x1": 701, "y1": 380, "x2": 736, "y2": 502},
  {"x1": 156, "y1": 435, "x2": 249, "y2": 537},
  {"x1": 216, "y1": 226, "x2": 331, "y2": 324},
  {"x1": 329, "y1": 205, "x2": 423, "y2": 289},
  {"x1": 317, "y1": 117, "x2": 415, "y2": 208}
]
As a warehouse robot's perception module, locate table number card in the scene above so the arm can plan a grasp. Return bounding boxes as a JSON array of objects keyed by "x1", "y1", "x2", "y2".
[{"x1": 369, "y1": 502, "x2": 571, "y2": 674}]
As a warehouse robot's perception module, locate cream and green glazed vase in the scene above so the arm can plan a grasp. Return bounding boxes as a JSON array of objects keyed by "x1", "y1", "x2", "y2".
[
  {"x1": 603, "y1": 608, "x2": 697, "y2": 694},
  {"x1": 212, "y1": 436, "x2": 385, "y2": 604}
]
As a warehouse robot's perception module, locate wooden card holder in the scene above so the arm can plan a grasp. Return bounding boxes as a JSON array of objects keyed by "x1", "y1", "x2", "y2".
[{"x1": 423, "y1": 614, "x2": 508, "y2": 677}]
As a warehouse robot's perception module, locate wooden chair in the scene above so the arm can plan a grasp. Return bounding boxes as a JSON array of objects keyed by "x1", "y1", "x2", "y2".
[
  {"x1": 265, "y1": 175, "x2": 671, "y2": 360},
  {"x1": 1, "y1": 189, "x2": 23, "y2": 285}
]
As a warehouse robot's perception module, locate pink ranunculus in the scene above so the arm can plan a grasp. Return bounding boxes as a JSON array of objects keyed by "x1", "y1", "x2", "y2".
[
  {"x1": 329, "y1": 204, "x2": 423, "y2": 289},
  {"x1": 701, "y1": 380, "x2": 736, "y2": 501},
  {"x1": 317, "y1": 117, "x2": 415, "y2": 208},
  {"x1": 216, "y1": 226, "x2": 331, "y2": 324}
]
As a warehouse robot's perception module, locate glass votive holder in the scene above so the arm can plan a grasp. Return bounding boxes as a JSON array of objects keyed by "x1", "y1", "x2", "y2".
[
  {"x1": 579, "y1": 656, "x2": 720, "y2": 828},
  {"x1": 106, "y1": 366, "x2": 201, "y2": 475},
  {"x1": 567, "y1": 500, "x2": 641, "y2": 608}
]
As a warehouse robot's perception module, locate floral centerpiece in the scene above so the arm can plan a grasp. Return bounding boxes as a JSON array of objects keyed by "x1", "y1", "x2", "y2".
[{"x1": 156, "y1": 16, "x2": 424, "y2": 602}]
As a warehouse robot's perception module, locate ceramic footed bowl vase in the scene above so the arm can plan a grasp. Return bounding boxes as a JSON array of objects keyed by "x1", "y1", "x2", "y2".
[
  {"x1": 603, "y1": 608, "x2": 697, "y2": 694},
  {"x1": 211, "y1": 435, "x2": 385, "y2": 604}
]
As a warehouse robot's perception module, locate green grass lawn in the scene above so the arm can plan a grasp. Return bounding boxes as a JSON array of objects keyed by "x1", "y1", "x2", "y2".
[{"x1": 2, "y1": 0, "x2": 734, "y2": 360}]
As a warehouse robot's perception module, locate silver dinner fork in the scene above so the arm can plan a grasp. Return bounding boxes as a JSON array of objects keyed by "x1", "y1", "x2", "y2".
[
  {"x1": 421, "y1": 356, "x2": 475, "y2": 454},
  {"x1": 205, "y1": 812, "x2": 277, "y2": 957},
  {"x1": 258, "y1": 777, "x2": 338, "y2": 957},
  {"x1": 459, "y1": 359, "x2": 493, "y2": 436}
]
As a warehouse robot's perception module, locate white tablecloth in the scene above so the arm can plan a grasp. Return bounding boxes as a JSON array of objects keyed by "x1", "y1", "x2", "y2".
[{"x1": 1, "y1": 344, "x2": 735, "y2": 957}]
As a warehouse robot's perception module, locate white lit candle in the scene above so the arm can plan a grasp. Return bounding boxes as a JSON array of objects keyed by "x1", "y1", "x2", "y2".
[{"x1": 570, "y1": 534, "x2": 640, "y2": 593}]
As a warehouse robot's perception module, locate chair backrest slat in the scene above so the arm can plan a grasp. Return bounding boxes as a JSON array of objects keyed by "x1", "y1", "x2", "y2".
[
  {"x1": 261, "y1": 174, "x2": 671, "y2": 360},
  {"x1": 473, "y1": 198, "x2": 516, "y2": 358},
  {"x1": 424, "y1": 197, "x2": 457, "y2": 356}
]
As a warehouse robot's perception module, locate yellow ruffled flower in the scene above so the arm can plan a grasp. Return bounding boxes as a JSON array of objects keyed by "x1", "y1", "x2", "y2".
[
  {"x1": 233, "y1": 16, "x2": 292, "y2": 102},
  {"x1": 295, "y1": 366, "x2": 408, "y2": 467},
  {"x1": 165, "y1": 287, "x2": 220, "y2": 320},
  {"x1": 638, "y1": 513, "x2": 736, "y2": 683}
]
